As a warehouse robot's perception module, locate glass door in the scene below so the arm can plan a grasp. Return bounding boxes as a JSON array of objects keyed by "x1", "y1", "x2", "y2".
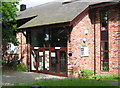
[
  {"x1": 60, "y1": 51, "x2": 66, "y2": 74},
  {"x1": 38, "y1": 50, "x2": 43, "y2": 71},
  {"x1": 31, "y1": 49, "x2": 37, "y2": 71},
  {"x1": 51, "y1": 51, "x2": 57, "y2": 73}
]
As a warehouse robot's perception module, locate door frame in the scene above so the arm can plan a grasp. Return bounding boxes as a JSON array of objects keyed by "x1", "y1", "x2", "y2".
[{"x1": 30, "y1": 47, "x2": 68, "y2": 77}]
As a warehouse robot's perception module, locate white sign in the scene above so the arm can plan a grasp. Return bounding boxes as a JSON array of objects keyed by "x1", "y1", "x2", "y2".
[
  {"x1": 34, "y1": 47, "x2": 39, "y2": 49},
  {"x1": 39, "y1": 52, "x2": 43, "y2": 56},
  {"x1": 51, "y1": 52, "x2": 56, "y2": 57},
  {"x1": 7, "y1": 43, "x2": 18, "y2": 54},
  {"x1": 80, "y1": 45, "x2": 89, "y2": 57},
  {"x1": 55, "y1": 47, "x2": 61, "y2": 49}
]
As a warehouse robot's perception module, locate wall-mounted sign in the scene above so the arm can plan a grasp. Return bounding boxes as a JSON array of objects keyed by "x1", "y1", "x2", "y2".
[
  {"x1": 80, "y1": 45, "x2": 89, "y2": 57},
  {"x1": 55, "y1": 47, "x2": 61, "y2": 49},
  {"x1": 7, "y1": 43, "x2": 18, "y2": 54},
  {"x1": 39, "y1": 52, "x2": 43, "y2": 56},
  {"x1": 34, "y1": 47, "x2": 39, "y2": 49},
  {"x1": 51, "y1": 52, "x2": 56, "y2": 57}
]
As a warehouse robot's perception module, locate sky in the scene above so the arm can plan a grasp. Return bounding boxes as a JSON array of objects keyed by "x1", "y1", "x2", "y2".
[{"x1": 17, "y1": 0, "x2": 56, "y2": 10}]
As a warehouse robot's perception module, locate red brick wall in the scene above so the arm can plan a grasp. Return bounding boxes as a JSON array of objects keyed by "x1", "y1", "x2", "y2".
[
  {"x1": 67, "y1": 5, "x2": 119, "y2": 77},
  {"x1": 108, "y1": 6, "x2": 119, "y2": 75},
  {"x1": 67, "y1": 13, "x2": 95, "y2": 77},
  {"x1": 16, "y1": 31, "x2": 27, "y2": 66}
]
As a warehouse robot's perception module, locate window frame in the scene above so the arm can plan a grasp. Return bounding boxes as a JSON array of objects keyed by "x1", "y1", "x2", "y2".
[{"x1": 100, "y1": 10, "x2": 109, "y2": 71}]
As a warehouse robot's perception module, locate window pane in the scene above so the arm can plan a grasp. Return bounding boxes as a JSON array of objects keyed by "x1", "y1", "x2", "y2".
[
  {"x1": 101, "y1": 21, "x2": 108, "y2": 30},
  {"x1": 51, "y1": 51, "x2": 57, "y2": 73},
  {"x1": 45, "y1": 50, "x2": 49, "y2": 71},
  {"x1": 60, "y1": 51, "x2": 66, "y2": 74},
  {"x1": 101, "y1": 61, "x2": 109, "y2": 71},
  {"x1": 101, "y1": 11, "x2": 108, "y2": 20},
  {"x1": 31, "y1": 29, "x2": 44, "y2": 47},
  {"x1": 101, "y1": 52, "x2": 108, "y2": 60},
  {"x1": 51, "y1": 28, "x2": 67, "y2": 47},
  {"x1": 38, "y1": 51, "x2": 43, "y2": 71},
  {"x1": 101, "y1": 31, "x2": 108, "y2": 40},
  {"x1": 101, "y1": 42, "x2": 108, "y2": 50},
  {"x1": 31, "y1": 50, "x2": 37, "y2": 70}
]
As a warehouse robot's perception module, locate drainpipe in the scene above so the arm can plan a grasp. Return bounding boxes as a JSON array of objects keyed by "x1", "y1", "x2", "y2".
[
  {"x1": 21, "y1": 30, "x2": 22, "y2": 63},
  {"x1": 26, "y1": 30, "x2": 29, "y2": 72},
  {"x1": 93, "y1": 9, "x2": 96, "y2": 75},
  {"x1": 90, "y1": 5, "x2": 96, "y2": 75}
]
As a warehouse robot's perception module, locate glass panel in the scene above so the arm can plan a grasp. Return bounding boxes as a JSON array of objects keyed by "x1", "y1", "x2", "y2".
[
  {"x1": 60, "y1": 51, "x2": 66, "y2": 74},
  {"x1": 38, "y1": 51, "x2": 43, "y2": 71},
  {"x1": 101, "y1": 11, "x2": 108, "y2": 21},
  {"x1": 45, "y1": 50, "x2": 49, "y2": 71},
  {"x1": 101, "y1": 11, "x2": 108, "y2": 31},
  {"x1": 51, "y1": 28, "x2": 67, "y2": 47},
  {"x1": 101, "y1": 31, "x2": 108, "y2": 40},
  {"x1": 31, "y1": 50, "x2": 37, "y2": 70},
  {"x1": 101, "y1": 61, "x2": 109, "y2": 71},
  {"x1": 101, "y1": 42, "x2": 108, "y2": 50},
  {"x1": 31, "y1": 29, "x2": 44, "y2": 47},
  {"x1": 51, "y1": 51, "x2": 57, "y2": 73},
  {"x1": 101, "y1": 21, "x2": 108, "y2": 30},
  {"x1": 101, "y1": 52, "x2": 108, "y2": 60}
]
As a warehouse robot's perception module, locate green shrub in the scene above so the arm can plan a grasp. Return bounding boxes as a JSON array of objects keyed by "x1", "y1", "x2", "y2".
[
  {"x1": 92, "y1": 75, "x2": 120, "y2": 81},
  {"x1": 14, "y1": 63, "x2": 26, "y2": 72},
  {"x1": 78, "y1": 69, "x2": 94, "y2": 79}
]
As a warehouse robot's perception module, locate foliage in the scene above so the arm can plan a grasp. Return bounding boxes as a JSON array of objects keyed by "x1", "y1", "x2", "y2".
[
  {"x1": 14, "y1": 63, "x2": 26, "y2": 72},
  {"x1": 2, "y1": 2, "x2": 19, "y2": 45},
  {"x1": 91, "y1": 75, "x2": 120, "y2": 81},
  {"x1": 78, "y1": 69, "x2": 94, "y2": 79}
]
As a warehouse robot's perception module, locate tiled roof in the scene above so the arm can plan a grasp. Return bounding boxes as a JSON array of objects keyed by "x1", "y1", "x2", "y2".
[{"x1": 16, "y1": 0, "x2": 119, "y2": 29}]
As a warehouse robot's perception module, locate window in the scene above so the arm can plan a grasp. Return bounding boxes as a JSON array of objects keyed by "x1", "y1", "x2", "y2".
[
  {"x1": 100, "y1": 10, "x2": 109, "y2": 71},
  {"x1": 51, "y1": 28, "x2": 67, "y2": 47},
  {"x1": 31, "y1": 29, "x2": 44, "y2": 47},
  {"x1": 31, "y1": 28, "x2": 67, "y2": 48}
]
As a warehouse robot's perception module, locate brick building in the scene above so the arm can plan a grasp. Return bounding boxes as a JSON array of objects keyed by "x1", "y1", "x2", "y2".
[{"x1": 15, "y1": 0, "x2": 120, "y2": 77}]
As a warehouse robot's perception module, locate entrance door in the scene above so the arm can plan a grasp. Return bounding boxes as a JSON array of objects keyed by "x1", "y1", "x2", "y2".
[
  {"x1": 50, "y1": 48, "x2": 67, "y2": 74},
  {"x1": 30, "y1": 48, "x2": 67, "y2": 75},
  {"x1": 30, "y1": 27, "x2": 67, "y2": 76}
]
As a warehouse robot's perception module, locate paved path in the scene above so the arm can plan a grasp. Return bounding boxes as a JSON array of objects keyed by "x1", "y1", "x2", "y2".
[{"x1": 2, "y1": 72, "x2": 66, "y2": 86}]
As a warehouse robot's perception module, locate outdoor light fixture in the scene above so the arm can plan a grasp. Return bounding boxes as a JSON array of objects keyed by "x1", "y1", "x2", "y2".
[
  {"x1": 83, "y1": 38, "x2": 86, "y2": 43},
  {"x1": 84, "y1": 29, "x2": 88, "y2": 35}
]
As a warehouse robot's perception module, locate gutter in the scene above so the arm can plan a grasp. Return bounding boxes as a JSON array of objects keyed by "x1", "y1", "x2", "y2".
[{"x1": 90, "y1": 2, "x2": 120, "y2": 9}]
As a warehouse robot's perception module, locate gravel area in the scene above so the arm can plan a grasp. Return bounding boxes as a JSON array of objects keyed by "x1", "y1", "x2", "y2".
[{"x1": 2, "y1": 72, "x2": 67, "y2": 86}]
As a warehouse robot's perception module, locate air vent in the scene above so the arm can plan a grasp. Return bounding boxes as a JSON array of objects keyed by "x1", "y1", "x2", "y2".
[{"x1": 62, "y1": 0, "x2": 73, "y2": 4}]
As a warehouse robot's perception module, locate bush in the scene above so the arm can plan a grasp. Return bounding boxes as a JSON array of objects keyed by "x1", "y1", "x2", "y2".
[
  {"x1": 78, "y1": 69, "x2": 94, "y2": 79},
  {"x1": 14, "y1": 63, "x2": 26, "y2": 72},
  {"x1": 92, "y1": 75, "x2": 120, "y2": 81}
]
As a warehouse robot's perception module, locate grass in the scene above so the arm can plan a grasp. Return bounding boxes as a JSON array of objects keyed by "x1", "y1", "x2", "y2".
[{"x1": 2, "y1": 78, "x2": 119, "y2": 88}]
